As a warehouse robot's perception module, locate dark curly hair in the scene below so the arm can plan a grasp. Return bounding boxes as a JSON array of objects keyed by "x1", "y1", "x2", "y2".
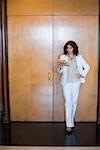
[{"x1": 63, "y1": 41, "x2": 79, "y2": 56}]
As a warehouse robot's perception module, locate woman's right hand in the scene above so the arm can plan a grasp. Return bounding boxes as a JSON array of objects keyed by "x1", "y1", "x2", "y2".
[{"x1": 57, "y1": 62, "x2": 65, "y2": 67}]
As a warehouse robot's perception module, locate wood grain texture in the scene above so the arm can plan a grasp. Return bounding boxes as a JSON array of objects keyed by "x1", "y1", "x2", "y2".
[
  {"x1": 7, "y1": 0, "x2": 99, "y2": 16},
  {"x1": 7, "y1": 0, "x2": 99, "y2": 121},
  {"x1": 54, "y1": 0, "x2": 99, "y2": 15},
  {"x1": 7, "y1": 0, "x2": 53, "y2": 16},
  {"x1": 8, "y1": 16, "x2": 53, "y2": 121},
  {"x1": 54, "y1": 16, "x2": 98, "y2": 121}
]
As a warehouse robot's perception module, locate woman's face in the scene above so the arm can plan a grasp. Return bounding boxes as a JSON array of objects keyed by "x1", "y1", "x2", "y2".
[{"x1": 66, "y1": 44, "x2": 74, "y2": 55}]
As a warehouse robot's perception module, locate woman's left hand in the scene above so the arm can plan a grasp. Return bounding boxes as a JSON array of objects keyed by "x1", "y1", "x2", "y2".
[{"x1": 78, "y1": 73, "x2": 84, "y2": 78}]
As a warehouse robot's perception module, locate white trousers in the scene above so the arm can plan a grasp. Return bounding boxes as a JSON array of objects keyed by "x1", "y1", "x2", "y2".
[{"x1": 62, "y1": 80, "x2": 81, "y2": 127}]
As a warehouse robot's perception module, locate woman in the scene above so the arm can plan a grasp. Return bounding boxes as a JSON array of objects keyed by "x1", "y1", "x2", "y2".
[{"x1": 57, "y1": 41, "x2": 90, "y2": 134}]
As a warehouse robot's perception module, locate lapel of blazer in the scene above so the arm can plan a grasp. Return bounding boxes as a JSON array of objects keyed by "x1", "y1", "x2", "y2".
[
  {"x1": 66, "y1": 54, "x2": 83, "y2": 74},
  {"x1": 75, "y1": 54, "x2": 83, "y2": 73},
  {"x1": 66, "y1": 53, "x2": 81, "y2": 66},
  {"x1": 65, "y1": 53, "x2": 82, "y2": 71},
  {"x1": 62, "y1": 54, "x2": 85, "y2": 83}
]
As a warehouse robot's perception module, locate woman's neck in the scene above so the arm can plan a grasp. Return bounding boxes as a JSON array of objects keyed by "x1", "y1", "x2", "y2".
[{"x1": 68, "y1": 53, "x2": 74, "y2": 59}]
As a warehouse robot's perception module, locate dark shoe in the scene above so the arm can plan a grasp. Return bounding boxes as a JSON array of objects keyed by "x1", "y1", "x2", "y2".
[
  {"x1": 71, "y1": 126, "x2": 75, "y2": 130},
  {"x1": 66, "y1": 129, "x2": 73, "y2": 135},
  {"x1": 65, "y1": 127, "x2": 73, "y2": 134}
]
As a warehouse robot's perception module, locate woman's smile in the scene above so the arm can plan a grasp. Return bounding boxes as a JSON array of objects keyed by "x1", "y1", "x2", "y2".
[{"x1": 66, "y1": 44, "x2": 74, "y2": 55}]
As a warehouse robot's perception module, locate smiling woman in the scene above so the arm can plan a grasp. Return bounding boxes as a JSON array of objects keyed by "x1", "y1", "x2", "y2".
[{"x1": 57, "y1": 40, "x2": 91, "y2": 133}]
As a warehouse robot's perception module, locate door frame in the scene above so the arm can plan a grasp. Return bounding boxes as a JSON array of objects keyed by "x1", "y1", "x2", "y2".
[
  {"x1": 0, "y1": 0, "x2": 3, "y2": 121},
  {"x1": 1, "y1": 0, "x2": 10, "y2": 124},
  {"x1": 97, "y1": 2, "x2": 100, "y2": 124},
  {"x1": 1, "y1": 0, "x2": 100, "y2": 124}
]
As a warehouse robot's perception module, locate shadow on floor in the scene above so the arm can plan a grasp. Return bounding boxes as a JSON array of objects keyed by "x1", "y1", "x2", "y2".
[{"x1": 0, "y1": 122, "x2": 100, "y2": 146}]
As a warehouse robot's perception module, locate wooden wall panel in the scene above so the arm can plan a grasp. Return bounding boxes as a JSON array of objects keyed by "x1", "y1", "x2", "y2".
[
  {"x1": 7, "y1": 0, "x2": 53, "y2": 16},
  {"x1": 54, "y1": 0, "x2": 99, "y2": 15},
  {"x1": 8, "y1": 16, "x2": 53, "y2": 121},
  {"x1": 7, "y1": 0, "x2": 99, "y2": 121},
  {"x1": 7, "y1": 0, "x2": 99, "y2": 16},
  {"x1": 54, "y1": 16, "x2": 98, "y2": 121}
]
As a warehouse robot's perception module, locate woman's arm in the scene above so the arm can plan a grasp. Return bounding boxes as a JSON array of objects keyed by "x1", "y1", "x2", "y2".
[
  {"x1": 80, "y1": 55, "x2": 90, "y2": 77},
  {"x1": 57, "y1": 65, "x2": 63, "y2": 74},
  {"x1": 57, "y1": 54, "x2": 65, "y2": 74},
  {"x1": 57, "y1": 54, "x2": 69, "y2": 74}
]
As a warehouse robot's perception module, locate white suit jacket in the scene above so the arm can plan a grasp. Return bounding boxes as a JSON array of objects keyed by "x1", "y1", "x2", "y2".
[{"x1": 57, "y1": 54, "x2": 90, "y2": 86}]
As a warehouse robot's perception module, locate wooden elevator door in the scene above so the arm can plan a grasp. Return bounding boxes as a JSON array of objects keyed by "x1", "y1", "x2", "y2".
[
  {"x1": 8, "y1": 16, "x2": 53, "y2": 121},
  {"x1": 7, "y1": 0, "x2": 99, "y2": 121}
]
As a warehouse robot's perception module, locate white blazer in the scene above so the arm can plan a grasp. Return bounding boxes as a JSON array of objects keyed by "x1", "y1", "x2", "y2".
[{"x1": 57, "y1": 54, "x2": 90, "y2": 86}]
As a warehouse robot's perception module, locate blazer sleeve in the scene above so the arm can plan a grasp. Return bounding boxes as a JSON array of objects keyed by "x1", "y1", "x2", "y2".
[
  {"x1": 80, "y1": 55, "x2": 90, "y2": 77},
  {"x1": 57, "y1": 65, "x2": 63, "y2": 74}
]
